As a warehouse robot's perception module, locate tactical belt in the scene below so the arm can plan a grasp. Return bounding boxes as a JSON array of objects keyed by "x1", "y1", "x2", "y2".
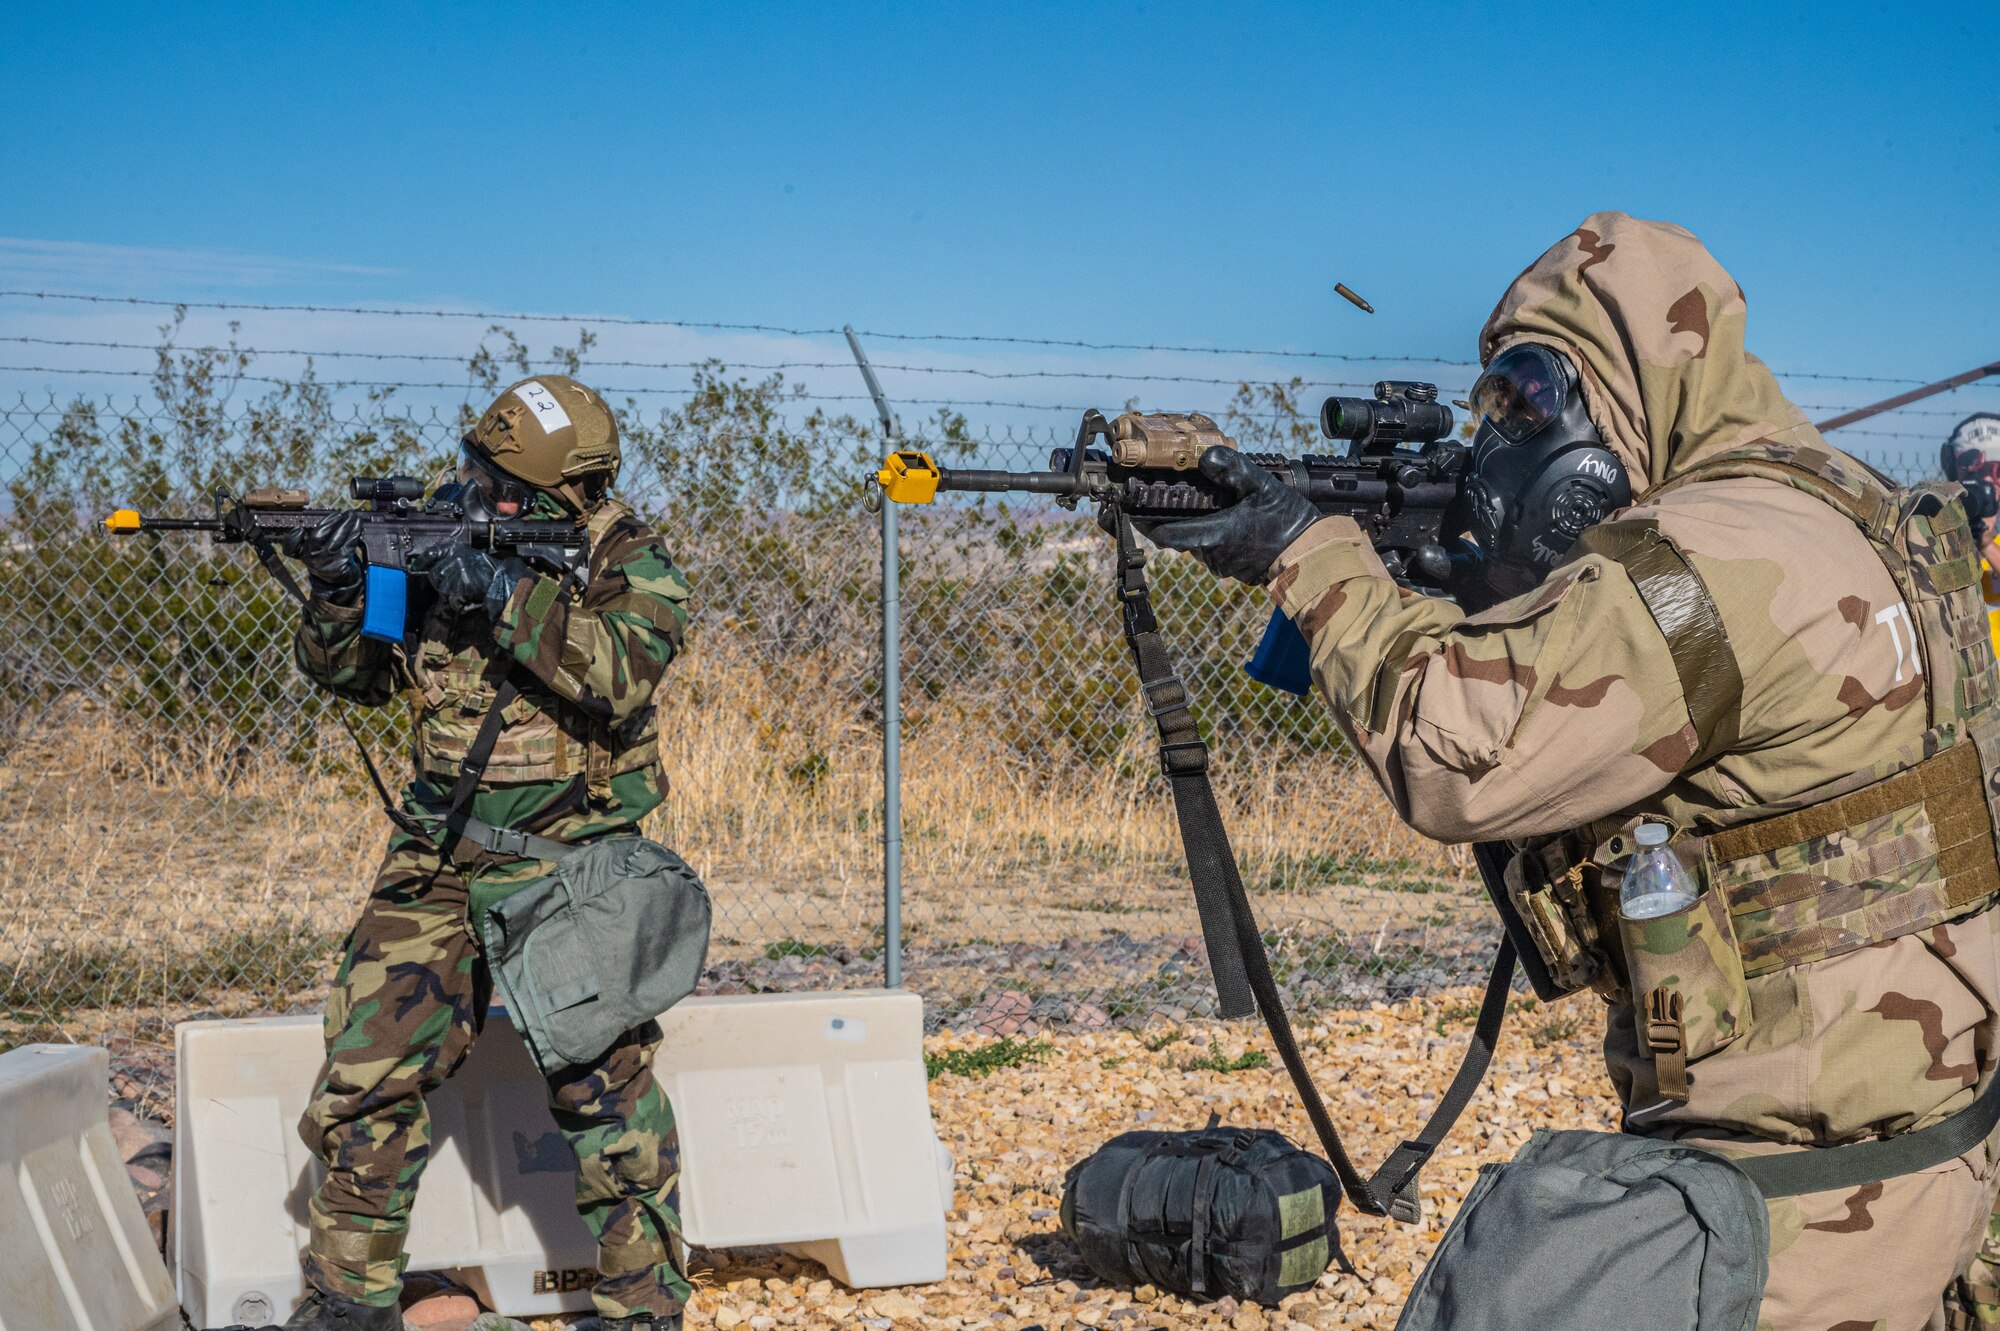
[
  {"x1": 1734, "y1": 1068, "x2": 2000, "y2": 1198},
  {"x1": 1714, "y1": 740, "x2": 2000, "y2": 912},
  {"x1": 1109, "y1": 513, "x2": 1513, "y2": 1223}
]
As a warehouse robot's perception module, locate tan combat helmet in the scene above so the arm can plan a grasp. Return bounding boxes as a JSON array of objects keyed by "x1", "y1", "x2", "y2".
[{"x1": 465, "y1": 375, "x2": 621, "y2": 513}]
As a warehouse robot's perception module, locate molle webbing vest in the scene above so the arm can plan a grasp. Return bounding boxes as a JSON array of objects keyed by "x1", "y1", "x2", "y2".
[
  {"x1": 406, "y1": 498, "x2": 660, "y2": 796},
  {"x1": 1503, "y1": 442, "x2": 2000, "y2": 1005}
]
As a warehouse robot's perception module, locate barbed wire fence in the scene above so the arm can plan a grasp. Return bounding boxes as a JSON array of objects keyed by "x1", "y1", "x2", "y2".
[{"x1": 0, "y1": 291, "x2": 1987, "y2": 1113}]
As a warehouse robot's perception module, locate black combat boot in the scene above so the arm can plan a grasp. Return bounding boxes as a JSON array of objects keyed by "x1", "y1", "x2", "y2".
[
  {"x1": 265, "y1": 1287, "x2": 404, "y2": 1331},
  {"x1": 576, "y1": 1315, "x2": 682, "y2": 1331}
]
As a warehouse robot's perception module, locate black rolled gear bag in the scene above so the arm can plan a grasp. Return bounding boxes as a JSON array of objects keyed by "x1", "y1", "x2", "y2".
[{"x1": 1061, "y1": 1126, "x2": 1346, "y2": 1305}]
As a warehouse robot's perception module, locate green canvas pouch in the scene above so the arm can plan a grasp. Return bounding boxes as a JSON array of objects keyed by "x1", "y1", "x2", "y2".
[
  {"x1": 1393, "y1": 1129, "x2": 1770, "y2": 1331},
  {"x1": 1394, "y1": 1063, "x2": 2000, "y2": 1331},
  {"x1": 481, "y1": 836, "x2": 711, "y2": 1075}
]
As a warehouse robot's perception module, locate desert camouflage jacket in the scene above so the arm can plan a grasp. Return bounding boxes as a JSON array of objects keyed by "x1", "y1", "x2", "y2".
[{"x1": 1272, "y1": 212, "x2": 2000, "y2": 1157}]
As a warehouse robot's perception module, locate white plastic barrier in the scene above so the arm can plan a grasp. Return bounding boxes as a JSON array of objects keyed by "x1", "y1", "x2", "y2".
[
  {"x1": 174, "y1": 1014, "x2": 601, "y2": 1324},
  {"x1": 174, "y1": 990, "x2": 952, "y2": 1323},
  {"x1": 659, "y1": 990, "x2": 952, "y2": 1287},
  {"x1": 0, "y1": 1044, "x2": 180, "y2": 1331}
]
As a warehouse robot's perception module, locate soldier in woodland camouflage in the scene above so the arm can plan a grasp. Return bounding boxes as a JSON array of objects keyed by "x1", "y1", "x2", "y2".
[
  {"x1": 1144, "y1": 214, "x2": 2000, "y2": 1328},
  {"x1": 279, "y1": 376, "x2": 693, "y2": 1330}
]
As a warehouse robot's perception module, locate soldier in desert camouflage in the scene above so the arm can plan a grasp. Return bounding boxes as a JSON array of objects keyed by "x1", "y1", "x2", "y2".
[
  {"x1": 276, "y1": 376, "x2": 692, "y2": 1330},
  {"x1": 1142, "y1": 213, "x2": 2000, "y2": 1329}
]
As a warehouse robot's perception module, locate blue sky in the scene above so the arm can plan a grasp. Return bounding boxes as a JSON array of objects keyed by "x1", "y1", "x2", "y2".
[{"x1": 1, "y1": 1, "x2": 1996, "y2": 446}]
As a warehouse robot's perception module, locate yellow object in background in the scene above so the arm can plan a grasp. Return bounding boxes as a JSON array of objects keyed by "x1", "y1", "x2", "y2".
[
  {"x1": 1985, "y1": 559, "x2": 2000, "y2": 662},
  {"x1": 878, "y1": 451, "x2": 941, "y2": 504}
]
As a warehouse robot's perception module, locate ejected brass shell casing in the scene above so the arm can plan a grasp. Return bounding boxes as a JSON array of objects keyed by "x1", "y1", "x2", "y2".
[
  {"x1": 1335, "y1": 283, "x2": 1375, "y2": 314},
  {"x1": 1109, "y1": 412, "x2": 1236, "y2": 470}
]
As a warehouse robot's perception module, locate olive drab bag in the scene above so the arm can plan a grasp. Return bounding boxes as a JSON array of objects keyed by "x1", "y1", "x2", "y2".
[
  {"x1": 308, "y1": 620, "x2": 709, "y2": 1076},
  {"x1": 392, "y1": 664, "x2": 711, "y2": 1075},
  {"x1": 1394, "y1": 1131, "x2": 1771, "y2": 1331},
  {"x1": 481, "y1": 834, "x2": 711, "y2": 1076},
  {"x1": 1393, "y1": 1067, "x2": 2000, "y2": 1331}
]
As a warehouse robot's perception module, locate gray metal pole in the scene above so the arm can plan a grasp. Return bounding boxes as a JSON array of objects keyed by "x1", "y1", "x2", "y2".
[
  {"x1": 1815, "y1": 360, "x2": 2000, "y2": 432},
  {"x1": 845, "y1": 326, "x2": 904, "y2": 989}
]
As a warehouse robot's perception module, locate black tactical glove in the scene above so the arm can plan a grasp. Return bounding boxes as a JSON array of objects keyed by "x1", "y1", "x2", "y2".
[
  {"x1": 1137, "y1": 445, "x2": 1322, "y2": 585},
  {"x1": 419, "y1": 544, "x2": 531, "y2": 619},
  {"x1": 281, "y1": 509, "x2": 365, "y2": 603},
  {"x1": 483, "y1": 555, "x2": 533, "y2": 619}
]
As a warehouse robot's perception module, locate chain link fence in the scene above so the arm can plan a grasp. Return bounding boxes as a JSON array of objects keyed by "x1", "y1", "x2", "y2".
[{"x1": 0, "y1": 376, "x2": 1946, "y2": 1107}]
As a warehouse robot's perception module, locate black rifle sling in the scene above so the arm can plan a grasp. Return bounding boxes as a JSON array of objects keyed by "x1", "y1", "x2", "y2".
[
  {"x1": 1112, "y1": 511, "x2": 1258, "y2": 1023},
  {"x1": 251, "y1": 532, "x2": 573, "y2": 862},
  {"x1": 1109, "y1": 512, "x2": 1514, "y2": 1221}
]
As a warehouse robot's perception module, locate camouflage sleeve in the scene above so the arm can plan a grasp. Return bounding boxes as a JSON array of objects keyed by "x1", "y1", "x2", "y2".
[
  {"x1": 491, "y1": 515, "x2": 690, "y2": 723},
  {"x1": 1269, "y1": 517, "x2": 1695, "y2": 843},
  {"x1": 291, "y1": 595, "x2": 397, "y2": 706}
]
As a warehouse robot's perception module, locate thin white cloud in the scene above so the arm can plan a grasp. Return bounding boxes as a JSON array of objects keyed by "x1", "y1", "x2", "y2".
[{"x1": 0, "y1": 236, "x2": 400, "y2": 291}]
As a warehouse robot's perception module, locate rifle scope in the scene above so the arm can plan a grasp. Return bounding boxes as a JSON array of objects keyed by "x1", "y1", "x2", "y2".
[
  {"x1": 1320, "y1": 380, "x2": 1454, "y2": 450},
  {"x1": 350, "y1": 475, "x2": 426, "y2": 505}
]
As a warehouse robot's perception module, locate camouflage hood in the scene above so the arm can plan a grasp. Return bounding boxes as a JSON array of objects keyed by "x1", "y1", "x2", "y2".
[{"x1": 1478, "y1": 211, "x2": 1822, "y2": 495}]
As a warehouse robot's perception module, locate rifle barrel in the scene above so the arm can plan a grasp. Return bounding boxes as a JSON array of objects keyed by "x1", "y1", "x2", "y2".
[
  {"x1": 104, "y1": 511, "x2": 223, "y2": 534},
  {"x1": 936, "y1": 467, "x2": 1084, "y2": 496},
  {"x1": 137, "y1": 516, "x2": 226, "y2": 531}
]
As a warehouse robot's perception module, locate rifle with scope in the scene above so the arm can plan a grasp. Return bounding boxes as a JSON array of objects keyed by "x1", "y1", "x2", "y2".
[
  {"x1": 104, "y1": 475, "x2": 589, "y2": 643},
  {"x1": 876, "y1": 380, "x2": 1520, "y2": 1216},
  {"x1": 876, "y1": 380, "x2": 1467, "y2": 592}
]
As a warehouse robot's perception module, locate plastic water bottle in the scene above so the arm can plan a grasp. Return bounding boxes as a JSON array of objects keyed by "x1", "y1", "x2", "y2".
[{"x1": 1619, "y1": 822, "x2": 1699, "y2": 920}]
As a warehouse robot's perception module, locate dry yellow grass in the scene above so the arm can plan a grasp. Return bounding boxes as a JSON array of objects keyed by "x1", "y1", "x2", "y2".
[{"x1": 0, "y1": 647, "x2": 1475, "y2": 1030}]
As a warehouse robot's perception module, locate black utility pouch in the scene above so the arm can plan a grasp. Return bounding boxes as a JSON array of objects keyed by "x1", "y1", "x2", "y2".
[{"x1": 1060, "y1": 1126, "x2": 1344, "y2": 1305}]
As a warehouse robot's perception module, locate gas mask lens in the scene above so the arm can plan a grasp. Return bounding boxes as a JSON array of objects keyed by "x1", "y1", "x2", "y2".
[
  {"x1": 1470, "y1": 344, "x2": 1569, "y2": 444},
  {"x1": 458, "y1": 442, "x2": 531, "y2": 516}
]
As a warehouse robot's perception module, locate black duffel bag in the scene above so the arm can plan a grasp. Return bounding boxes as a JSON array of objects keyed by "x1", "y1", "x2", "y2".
[{"x1": 1060, "y1": 1124, "x2": 1348, "y2": 1304}]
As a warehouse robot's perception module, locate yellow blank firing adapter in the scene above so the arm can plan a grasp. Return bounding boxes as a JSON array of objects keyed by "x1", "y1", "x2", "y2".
[
  {"x1": 105, "y1": 509, "x2": 143, "y2": 533},
  {"x1": 878, "y1": 451, "x2": 941, "y2": 504}
]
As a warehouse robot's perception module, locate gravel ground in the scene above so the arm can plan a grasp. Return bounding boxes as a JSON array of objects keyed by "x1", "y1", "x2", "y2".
[
  {"x1": 573, "y1": 985, "x2": 1618, "y2": 1331},
  {"x1": 93, "y1": 983, "x2": 1617, "y2": 1330}
]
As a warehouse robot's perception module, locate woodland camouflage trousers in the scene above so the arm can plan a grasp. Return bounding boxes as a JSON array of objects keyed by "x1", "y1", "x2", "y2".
[{"x1": 297, "y1": 839, "x2": 689, "y2": 1318}]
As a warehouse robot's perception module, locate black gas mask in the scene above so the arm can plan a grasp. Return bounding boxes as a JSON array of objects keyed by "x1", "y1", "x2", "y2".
[
  {"x1": 455, "y1": 439, "x2": 535, "y2": 517},
  {"x1": 1451, "y1": 342, "x2": 1631, "y2": 607}
]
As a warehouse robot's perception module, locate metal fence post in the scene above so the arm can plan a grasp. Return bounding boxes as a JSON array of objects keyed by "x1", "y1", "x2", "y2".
[{"x1": 844, "y1": 327, "x2": 904, "y2": 989}]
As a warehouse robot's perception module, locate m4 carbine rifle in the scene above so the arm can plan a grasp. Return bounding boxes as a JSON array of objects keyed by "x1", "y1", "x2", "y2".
[
  {"x1": 105, "y1": 475, "x2": 588, "y2": 642},
  {"x1": 872, "y1": 380, "x2": 1516, "y2": 1230},
  {"x1": 876, "y1": 380, "x2": 1468, "y2": 592}
]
